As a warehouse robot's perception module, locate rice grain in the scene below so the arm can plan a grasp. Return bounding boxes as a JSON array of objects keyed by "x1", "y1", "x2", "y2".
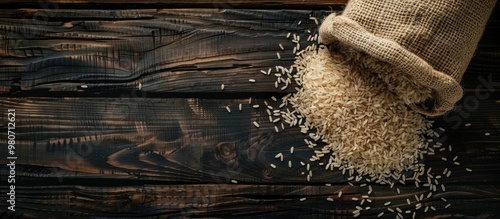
[{"x1": 279, "y1": 43, "x2": 285, "y2": 51}]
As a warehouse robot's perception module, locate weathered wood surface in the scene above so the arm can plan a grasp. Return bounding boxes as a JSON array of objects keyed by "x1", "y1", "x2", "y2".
[
  {"x1": 1, "y1": 0, "x2": 347, "y2": 9},
  {"x1": 0, "y1": 97, "x2": 498, "y2": 182},
  {"x1": 1, "y1": 184, "x2": 499, "y2": 218},
  {"x1": 0, "y1": 9, "x2": 328, "y2": 95},
  {"x1": 0, "y1": 8, "x2": 498, "y2": 96},
  {"x1": 0, "y1": 2, "x2": 499, "y2": 219},
  {"x1": 0, "y1": 97, "x2": 499, "y2": 218}
]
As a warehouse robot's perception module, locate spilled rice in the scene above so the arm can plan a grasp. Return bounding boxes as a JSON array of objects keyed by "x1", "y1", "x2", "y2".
[
  {"x1": 215, "y1": 14, "x2": 480, "y2": 218},
  {"x1": 287, "y1": 45, "x2": 434, "y2": 181}
]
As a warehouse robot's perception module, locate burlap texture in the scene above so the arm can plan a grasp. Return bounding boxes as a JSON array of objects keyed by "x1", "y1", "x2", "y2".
[{"x1": 319, "y1": 0, "x2": 496, "y2": 116}]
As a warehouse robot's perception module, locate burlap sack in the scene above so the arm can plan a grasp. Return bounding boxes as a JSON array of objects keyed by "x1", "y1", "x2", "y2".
[{"x1": 319, "y1": 0, "x2": 496, "y2": 116}]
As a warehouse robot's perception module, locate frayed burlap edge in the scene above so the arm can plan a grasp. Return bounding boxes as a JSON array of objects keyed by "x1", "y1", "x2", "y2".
[{"x1": 320, "y1": 13, "x2": 463, "y2": 117}]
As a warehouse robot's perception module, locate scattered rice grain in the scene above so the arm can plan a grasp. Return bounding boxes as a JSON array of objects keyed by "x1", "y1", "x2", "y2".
[{"x1": 309, "y1": 16, "x2": 319, "y2": 25}]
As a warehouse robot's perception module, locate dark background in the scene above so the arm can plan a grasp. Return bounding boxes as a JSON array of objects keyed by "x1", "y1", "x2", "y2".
[{"x1": 0, "y1": 1, "x2": 499, "y2": 218}]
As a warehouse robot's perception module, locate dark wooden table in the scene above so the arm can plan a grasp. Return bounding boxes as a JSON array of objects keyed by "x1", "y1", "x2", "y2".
[{"x1": 0, "y1": 1, "x2": 499, "y2": 218}]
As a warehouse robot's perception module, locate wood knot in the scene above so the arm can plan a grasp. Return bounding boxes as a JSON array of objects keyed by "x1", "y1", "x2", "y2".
[
  {"x1": 215, "y1": 142, "x2": 238, "y2": 164},
  {"x1": 119, "y1": 60, "x2": 130, "y2": 68},
  {"x1": 262, "y1": 166, "x2": 276, "y2": 179}
]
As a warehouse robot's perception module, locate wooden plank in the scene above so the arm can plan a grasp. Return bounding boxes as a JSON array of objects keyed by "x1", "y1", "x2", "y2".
[
  {"x1": 0, "y1": 97, "x2": 498, "y2": 183},
  {"x1": 0, "y1": 4, "x2": 498, "y2": 219},
  {"x1": 0, "y1": 9, "x2": 326, "y2": 95},
  {"x1": 0, "y1": 8, "x2": 498, "y2": 96},
  {"x1": 0, "y1": 1, "x2": 347, "y2": 9},
  {"x1": 0, "y1": 184, "x2": 499, "y2": 218}
]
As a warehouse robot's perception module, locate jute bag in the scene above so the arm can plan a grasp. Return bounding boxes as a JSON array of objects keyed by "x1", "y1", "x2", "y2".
[{"x1": 319, "y1": 0, "x2": 496, "y2": 116}]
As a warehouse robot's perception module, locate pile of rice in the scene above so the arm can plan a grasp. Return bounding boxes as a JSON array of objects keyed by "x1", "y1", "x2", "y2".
[{"x1": 285, "y1": 44, "x2": 433, "y2": 182}]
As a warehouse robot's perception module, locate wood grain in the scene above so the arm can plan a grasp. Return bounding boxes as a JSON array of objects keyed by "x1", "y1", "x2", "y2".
[
  {"x1": 0, "y1": 97, "x2": 499, "y2": 218},
  {"x1": 0, "y1": 9, "x2": 326, "y2": 95},
  {"x1": 0, "y1": 8, "x2": 498, "y2": 96},
  {"x1": 0, "y1": 3, "x2": 499, "y2": 219},
  {"x1": 0, "y1": 1, "x2": 347, "y2": 10},
  {"x1": 0, "y1": 184, "x2": 499, "y2": 218}
]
